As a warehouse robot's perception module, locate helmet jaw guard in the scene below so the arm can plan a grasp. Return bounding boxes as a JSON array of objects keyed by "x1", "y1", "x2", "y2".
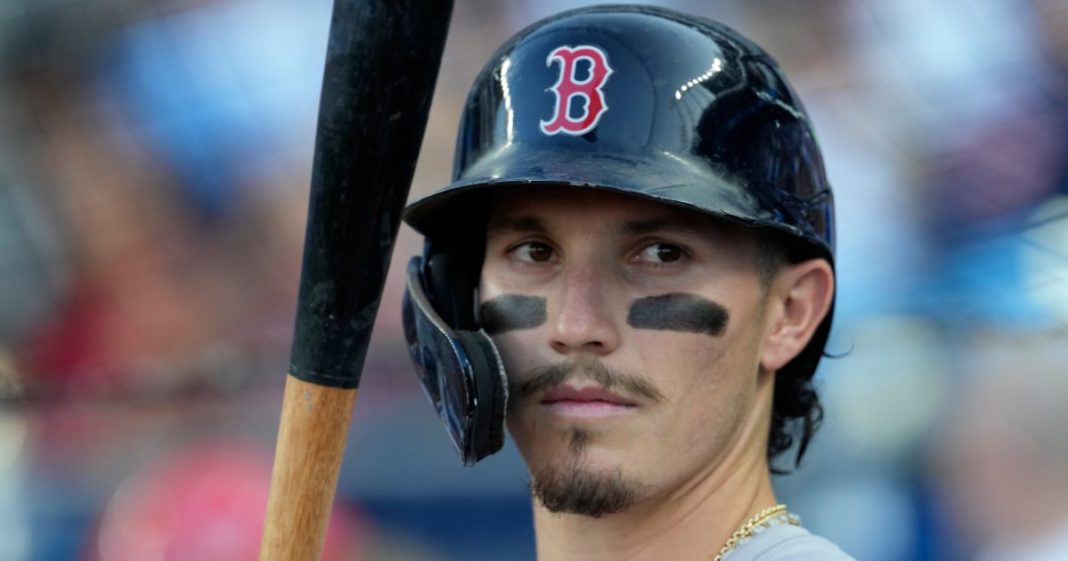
[{"x1": 402, "y1": 5, "x2": 836, "y2": 465}]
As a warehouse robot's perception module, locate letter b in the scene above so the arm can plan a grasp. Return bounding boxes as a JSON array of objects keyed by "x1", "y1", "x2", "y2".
[{"x1": 540, "y1": 45, "x2": 613, "y2": 136}]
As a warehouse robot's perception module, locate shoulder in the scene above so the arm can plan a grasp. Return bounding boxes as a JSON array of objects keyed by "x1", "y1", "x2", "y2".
[{"x1": 728, "y1": 524, "x2": 857, "y2": 561}]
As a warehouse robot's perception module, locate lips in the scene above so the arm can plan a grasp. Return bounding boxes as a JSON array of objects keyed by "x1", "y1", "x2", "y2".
[
  {"x1": 539, "y1": 385, "x2": 637, "y2": 420},
  {"x1": 541, "y1": 386, "x2": 636, "y2": 406}
]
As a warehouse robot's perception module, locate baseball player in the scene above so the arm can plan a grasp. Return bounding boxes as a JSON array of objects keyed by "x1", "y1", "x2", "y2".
[{"x1": 401, "y1": 5, "x2": 854, "y2": 560}]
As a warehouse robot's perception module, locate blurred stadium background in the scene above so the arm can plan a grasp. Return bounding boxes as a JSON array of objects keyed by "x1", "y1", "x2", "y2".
[{"x1": 1, "y1": 0, "x2": 1067, "y2": 559}]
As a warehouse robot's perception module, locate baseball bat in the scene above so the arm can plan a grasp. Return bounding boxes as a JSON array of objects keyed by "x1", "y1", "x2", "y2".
[{"x1": 259, "y1": 1, "x2": 453, "y2": 559}]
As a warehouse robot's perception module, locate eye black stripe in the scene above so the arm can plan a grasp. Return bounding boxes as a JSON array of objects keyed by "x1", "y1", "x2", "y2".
[
  {"x1": 627, "y1": 293, "x2": 729, "y2": 336},
  {"x1": 479, "y1": 295, "x2": 547, "y2": 334}
]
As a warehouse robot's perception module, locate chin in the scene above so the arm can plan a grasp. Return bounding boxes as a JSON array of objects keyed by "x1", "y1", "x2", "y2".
[{"x1": 528, "y1": 448, "x2": 652, "y2": 518}]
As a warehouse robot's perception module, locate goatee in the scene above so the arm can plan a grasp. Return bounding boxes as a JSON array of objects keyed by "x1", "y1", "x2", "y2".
[{"x1": 529, "y1": 428, "x2": 648, "y2": 518}]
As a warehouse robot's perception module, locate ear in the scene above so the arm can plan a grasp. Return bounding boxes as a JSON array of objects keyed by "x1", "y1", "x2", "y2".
[{"x1": 760, "y1": 258, "x2": 834, "y2": 372}]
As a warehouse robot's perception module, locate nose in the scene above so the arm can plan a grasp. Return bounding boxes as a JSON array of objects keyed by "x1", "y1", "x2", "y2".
[{"x1": 547, "y1": 265, "x2": 621, "y2": 356}]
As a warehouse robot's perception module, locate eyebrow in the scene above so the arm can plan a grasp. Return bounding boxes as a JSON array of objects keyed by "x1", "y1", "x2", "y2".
[
  {"x1": 621, "y1": 218, "x2": 705, "y2": 236},
  {"x1": 486, "y1": 215, "x2": 711, "y2": 237},
  {"x1": 486, "y1": 215, "x2": 548, "y2": 234}
]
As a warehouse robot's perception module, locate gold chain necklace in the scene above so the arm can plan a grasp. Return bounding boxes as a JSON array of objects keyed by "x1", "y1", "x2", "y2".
[{"x1": 712, "y1": 504, "x2": 800, "y2": 561}]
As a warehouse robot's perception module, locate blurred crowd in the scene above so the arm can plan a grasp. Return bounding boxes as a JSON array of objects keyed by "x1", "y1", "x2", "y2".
[{"x1": 1, "y1": 0, "x2": 1067, "y2": 559}]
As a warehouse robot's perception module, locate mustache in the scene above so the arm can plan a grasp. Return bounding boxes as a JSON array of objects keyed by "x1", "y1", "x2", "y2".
[{"x1": 509, "y1": 359, "x2": 665, "y2": 405}]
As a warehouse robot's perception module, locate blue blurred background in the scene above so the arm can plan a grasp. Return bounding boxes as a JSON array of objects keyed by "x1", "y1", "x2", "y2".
[{"x1": 1, "y1": 0, "x2": 1068, "y2": 559}]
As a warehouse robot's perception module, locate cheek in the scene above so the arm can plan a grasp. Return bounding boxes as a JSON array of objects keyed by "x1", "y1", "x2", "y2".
[
  {"x1": 496, "y1": 329, "x2": 561, "y2": 455},
  {"x1": 632, "y1": 330, "x2": 725, "y2": 413},
  {"x1": 489, "y1": 329, "x2": 544, "y2": 381},
  {"x1": 630, "y1": 326, "x2": 753, "y2": 433},
  {"x1": 631, "y1": 327, "x2": 730, "y2": 388}
]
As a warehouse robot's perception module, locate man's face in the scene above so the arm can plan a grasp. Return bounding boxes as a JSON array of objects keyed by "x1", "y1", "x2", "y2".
[{"x1": 479, "y1": 187, "x2": 776, "y2": 517}]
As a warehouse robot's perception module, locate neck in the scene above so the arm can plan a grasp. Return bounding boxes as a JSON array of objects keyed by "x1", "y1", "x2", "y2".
[{"x1": 531, "y1": 385, "x2": 778, "y2": 561}]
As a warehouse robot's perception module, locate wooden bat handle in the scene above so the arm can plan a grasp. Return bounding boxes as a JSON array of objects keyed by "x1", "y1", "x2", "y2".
[{"x1": 259, "y1": 375, "x2": 358, "y2": 560}]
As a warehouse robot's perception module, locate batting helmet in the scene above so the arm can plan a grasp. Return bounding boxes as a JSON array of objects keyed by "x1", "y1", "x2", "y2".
[{"x1": 402, "y1": 4, "x2": 835, "y2": 465}]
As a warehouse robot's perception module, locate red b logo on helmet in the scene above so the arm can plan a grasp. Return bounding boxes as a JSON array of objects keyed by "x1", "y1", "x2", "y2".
[{"x1": 540, "y1": 45, "x2": 613, "y2": 136}]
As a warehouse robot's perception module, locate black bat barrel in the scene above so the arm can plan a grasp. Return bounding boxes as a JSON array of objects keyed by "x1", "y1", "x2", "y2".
[{"x1": 289, "y1": 0, "x2": 454, "y2": 389}]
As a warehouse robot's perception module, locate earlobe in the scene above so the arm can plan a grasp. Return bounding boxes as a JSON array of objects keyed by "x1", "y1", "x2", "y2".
[{"x1": 760, "y1": 259, "x2": 834, "y2": 372}]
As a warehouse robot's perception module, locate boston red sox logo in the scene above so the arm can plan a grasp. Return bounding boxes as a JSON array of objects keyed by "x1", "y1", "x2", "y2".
[{"x1": 539, "y1": 45, "x2": 613, "y2": 136}]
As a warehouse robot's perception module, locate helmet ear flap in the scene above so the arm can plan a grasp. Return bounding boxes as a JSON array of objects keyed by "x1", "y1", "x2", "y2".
[
  {"x1": 423, "y1": 240, "x2": 483, "y2": 330},
  {"x1": 402, "y1": 250, "x2": 507, "y2": 466}
]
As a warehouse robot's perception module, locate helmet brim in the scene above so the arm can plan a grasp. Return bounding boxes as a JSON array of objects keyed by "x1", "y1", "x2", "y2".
[{"x1": 404, "y1": 143, "x2": 829, "y2": 257}]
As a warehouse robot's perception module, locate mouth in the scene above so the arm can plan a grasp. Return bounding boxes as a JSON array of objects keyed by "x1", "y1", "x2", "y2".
[{"x1": 539, "y1": 385, "x2": 638, "y2": 419}]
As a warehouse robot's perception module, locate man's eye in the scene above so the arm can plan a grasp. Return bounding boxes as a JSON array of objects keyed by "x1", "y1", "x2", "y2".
[
  {"x1": 513, "y1": 242, "x2": 555, "y2": 263},
  {"x1": 635, "y1": 243, "x2": 684, "y2": 264}
]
